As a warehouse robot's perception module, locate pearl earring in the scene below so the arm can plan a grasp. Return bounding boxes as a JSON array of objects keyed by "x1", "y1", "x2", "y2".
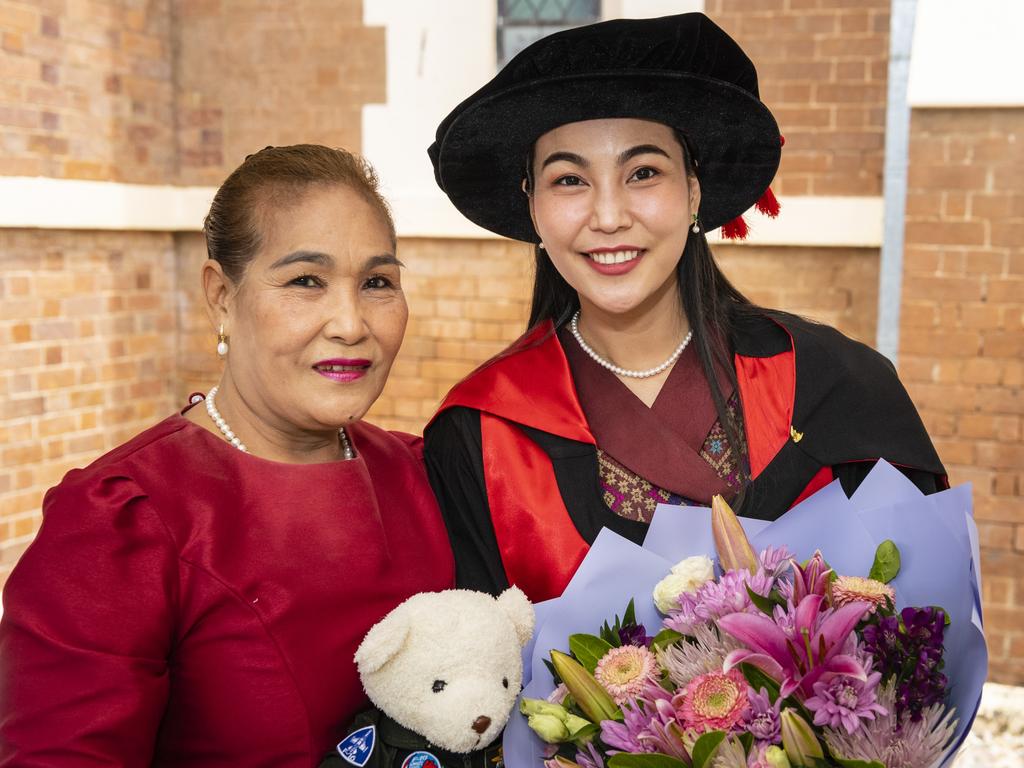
[
  {"x1": 538, "y1": 242, "x2": 546, "y2": 250},
  {"x1": 216, "y1": 324, "x2": 229, "y2": 357},
  {"x1": 691, "y1": 213, "x2": 700, "y2": 234}
]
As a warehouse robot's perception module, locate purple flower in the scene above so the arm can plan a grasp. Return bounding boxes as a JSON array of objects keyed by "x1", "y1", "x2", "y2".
[
  {"x1": 598, "y1": 686, "x2": 690, "y2": 762},
  {"x1": 861, "y1": 606, "x2": 947, "y2": 721},
  {"x1": 600, "y1": 699, "x2": 655, "y2": 753},
  {"x1": 666, "y1": 568, "x2": 775, "y2": 634},
  {"x1": 574, "y1": 742, "x2": 605, "y2": 768},
  {"x1": 758, "y1": 546, "x2": 793, "y2": 578},
  {"x1": 618, "y1": 623, "x2": 653, "y2": 648},
  {"x1": 805, "y1": 672, "x2": 887, "y2": 733},
  {"x1": 744, "y1": 686, "x2": 782, "y2": 745}
]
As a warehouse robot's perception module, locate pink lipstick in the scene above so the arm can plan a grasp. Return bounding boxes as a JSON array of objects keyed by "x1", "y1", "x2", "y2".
[{"x1": 313, "y1": 358, "x2": 371, "y2": 383}]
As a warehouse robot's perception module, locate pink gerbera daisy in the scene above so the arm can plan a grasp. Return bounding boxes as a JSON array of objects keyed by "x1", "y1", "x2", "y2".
[
  {"x1": 677, "y1": 669, "x2": 750, "y2": 733},
  {"x1": 594, "y1": 645, "x2": 658, "y2": 704},
  {"x1": 832, "y1": 576, "x2": 895, "y2": 614}
]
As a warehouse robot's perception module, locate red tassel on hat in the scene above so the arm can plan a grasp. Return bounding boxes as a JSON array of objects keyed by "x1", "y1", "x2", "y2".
[
  {"x1": 755, "y1": 186, "x2": 780, "y2": 218},
  {"x1": 720, "y1": 215, "x2": 749, "y2": 240}
]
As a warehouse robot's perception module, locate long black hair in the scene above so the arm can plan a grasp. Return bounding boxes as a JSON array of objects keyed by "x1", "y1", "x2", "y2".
[{"x1": 524, "y1": 130, "x2": 757, "y2": 496}]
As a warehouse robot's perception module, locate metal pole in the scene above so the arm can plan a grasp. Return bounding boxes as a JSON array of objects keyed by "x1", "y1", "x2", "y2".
[{"x1": 877, "y1": 0, "x2": 918, "y2": 363}]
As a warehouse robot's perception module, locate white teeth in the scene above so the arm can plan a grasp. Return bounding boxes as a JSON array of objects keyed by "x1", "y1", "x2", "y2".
[
  {"x1": 319, "y1": 365, "x2": 360, "y2": 372},
  {"x1": 589, "y1": 250, "x2": 640, "y2": 265}
]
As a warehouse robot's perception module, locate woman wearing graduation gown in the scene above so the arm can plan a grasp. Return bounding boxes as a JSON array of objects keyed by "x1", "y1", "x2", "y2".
[
  {"x1": 0, "y1": 146, "x2": 454, "y2": 766},
  {"x1": 424, "y1": 14, "x2": 945, "y2": 602}
]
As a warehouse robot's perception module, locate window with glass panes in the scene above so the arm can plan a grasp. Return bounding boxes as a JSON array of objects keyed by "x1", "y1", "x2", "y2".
[{"x1": 497, "y1": 0, "x2": 601, "y2": 67}]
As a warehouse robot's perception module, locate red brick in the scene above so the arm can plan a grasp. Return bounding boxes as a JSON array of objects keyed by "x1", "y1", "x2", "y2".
[
  {"x1": 983, "y1": 331, "x2": 1024, "y2": 358},
  {"x1": 905, "y1": 220, "x2": 988, "y2": 248},
  {"x1": 983, "y1": 576, "x2": 1015, "y2": 606},
  {"x1": 975, "y1": 442, "x2": 1024, "y2": 472},
  {"x1": 988, "y1": 278, "x2": 1024, "y2": 302},
  {"x1": 978, "y1": 521, "x2": 1016, "y2": 551}
]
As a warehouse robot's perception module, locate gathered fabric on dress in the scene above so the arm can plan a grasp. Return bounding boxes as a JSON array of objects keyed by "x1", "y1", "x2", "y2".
[{"x1": 0, "y1": 411, "x2": 454, "y2": 768}]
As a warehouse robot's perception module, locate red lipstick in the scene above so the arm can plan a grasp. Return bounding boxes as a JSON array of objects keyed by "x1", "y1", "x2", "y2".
[
  {"x1": 581, "y1": 246, "x2": 646, "y2": 276},
  {"x1": 313, "y1": 358, "x2": 371, "y2": 383}
]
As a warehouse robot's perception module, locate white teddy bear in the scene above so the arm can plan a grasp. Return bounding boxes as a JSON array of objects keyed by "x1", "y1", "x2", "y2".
[{"x1": 323, "y1": 588, "x2": 535, "y2": 768}]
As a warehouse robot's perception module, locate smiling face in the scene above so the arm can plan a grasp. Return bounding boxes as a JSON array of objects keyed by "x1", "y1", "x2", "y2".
[
  {"x1": 219, "y1": 183, "x2": 406, "y2": 436},
  {"x1": 529, "y1": 118, "x2": 700, "y2": 319}
]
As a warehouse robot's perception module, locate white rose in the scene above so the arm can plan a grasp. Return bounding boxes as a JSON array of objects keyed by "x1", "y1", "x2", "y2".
[{"x1": 653, "y1": 555, "x2": 715, "y2": 614}]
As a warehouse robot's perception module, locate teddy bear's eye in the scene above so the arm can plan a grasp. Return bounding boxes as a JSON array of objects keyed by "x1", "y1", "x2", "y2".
[
  {"x1": 502, "y1": 677, "x2": 509, "y2": 689},
  {"x1": 432, "y1": 679, "x2": 447, "y2": 693}
]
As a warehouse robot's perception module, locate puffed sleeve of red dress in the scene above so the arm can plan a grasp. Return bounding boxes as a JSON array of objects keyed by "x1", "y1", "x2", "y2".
[
  {"x1": 0, "y1": 474, "x2": 176, "y2": 765},
  {"x1": 0, "y1": 414, "x2": 454, "y2": 767}
]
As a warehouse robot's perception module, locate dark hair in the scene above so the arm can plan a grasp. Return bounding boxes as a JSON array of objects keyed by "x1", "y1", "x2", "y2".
[
  {"x1": 525, "y1": 130, "x2": 756, "y2": 499},
  {"x1": 203, "y1": 144, "x2": 395, "y2": 283}
]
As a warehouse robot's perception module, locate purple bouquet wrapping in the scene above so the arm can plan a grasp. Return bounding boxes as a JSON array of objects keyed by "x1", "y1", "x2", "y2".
[{"x1": 504, "y1": 461, "x2": 986, "y2": 768}]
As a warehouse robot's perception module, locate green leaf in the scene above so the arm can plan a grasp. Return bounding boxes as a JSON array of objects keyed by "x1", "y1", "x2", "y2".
[
  {"x1": 690, "y1": 731, "x2": 727, "y2": 768},
  {"x1": 570, "y1": 723, "x2": 601, "y2": 745},
  {"x1": 651, "y1": 628, "x2": 684, "y2": 650},
  {"x1": 569, "y1": 634, "x2": 614, "y2": 673},
  {"x1": 868, "y1": 540, "x2": 901, "y2": 583},
  {"x1": 599, "y1": 620, "x2": 621, "y2": 647},
  {"x1": 607, "y1": 754, "x2": 688, "y2": 768},
  {"x1": 739, "y1": 663, "x2": 781, "y2": 703},
  {"x1": 833, "y1": 758, "x2": 885, "y2": 768},
  {"x1": 738, "y1": 732, "x2": 754, "y2": 752},
  {"x1": 623, "y1": 599, "x2": 637, "y2": 627},
  {"x1": 746, "y1": 584, "x2": 775, "y2": 616}
]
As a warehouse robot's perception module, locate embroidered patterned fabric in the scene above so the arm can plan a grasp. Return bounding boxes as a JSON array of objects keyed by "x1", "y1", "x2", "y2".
[{"x1": 598, "y1": 394, "x2": 746, "y2": 522}]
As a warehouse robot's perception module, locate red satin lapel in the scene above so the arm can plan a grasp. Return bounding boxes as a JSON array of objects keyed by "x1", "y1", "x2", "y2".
[
  {"x1": 734, "y1": 330, "x2": 796, "y2": 480},
  {"x1": 433, "y1": 321, "x2": 595, "y2": 445},
  {"x1": 480, "y1": 413, "x2": 589, "y2": 602}
]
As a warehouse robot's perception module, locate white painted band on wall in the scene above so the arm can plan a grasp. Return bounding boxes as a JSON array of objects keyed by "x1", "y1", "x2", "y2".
[
  {"x1": 0, "y1": 176, "x2": 883, "y2": 248},
  {"x1": 0, "y1": 177, "x2": 215, "y2": 232}
]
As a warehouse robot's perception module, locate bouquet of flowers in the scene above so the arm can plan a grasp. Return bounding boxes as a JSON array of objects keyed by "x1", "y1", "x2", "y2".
[{"x1": 505, "y1": 462, "x2": 986, "y2": 768}]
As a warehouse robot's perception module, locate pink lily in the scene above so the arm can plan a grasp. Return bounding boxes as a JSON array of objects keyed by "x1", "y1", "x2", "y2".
[
  {"x1": 790, "y1": 551, "x2": 832, "y2": 605},
  {"x1": 718, "y1": 594, "x2": 870, "y2": 700}
]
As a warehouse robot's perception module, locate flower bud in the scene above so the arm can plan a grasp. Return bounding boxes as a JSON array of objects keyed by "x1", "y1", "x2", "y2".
[
  {"x1": 551, "y1": 650, "x2": 620, "y2": 723},
  {"x1": 712, "y1": 494, "x2": 759, "y2": 573},
  {"x1": 780, "y1": 709, "x2": 824, "y2": 766},
  {"x1": 520, "y1": 698, "x2": 570, "y2": 718},
  {"x1": 527, "y1": 713, "x2": 570, "y2": 743},
  {"x1": 765, "y1": 746, "x2": 792, "y2": 768}
]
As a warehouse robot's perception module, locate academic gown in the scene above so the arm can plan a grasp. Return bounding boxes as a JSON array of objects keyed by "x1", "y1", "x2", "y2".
[
  {"x1": 0, "y1": 411, "x2": 454, "y2": 768},
  {"x1": 424, "y1": 311, "x2": 945, "y2": 601}
]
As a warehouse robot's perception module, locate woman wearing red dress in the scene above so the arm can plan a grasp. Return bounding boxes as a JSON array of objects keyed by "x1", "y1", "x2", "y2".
[{"x1": 0, "y1": 145, "x2": 454, "y2": 766}]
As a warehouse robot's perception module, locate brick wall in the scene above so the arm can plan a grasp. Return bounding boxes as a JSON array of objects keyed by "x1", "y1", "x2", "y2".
[
  {"x1": 901, "y1": 107, "x2": 1024, "y2": 684},
  {"x1": 174, "y1": 0, "x2": 385, "y2": 185},
  {"x1": 709, "y1": 0, "x2": 889, "y2": 196},
  {"x1": 0, "y1": 229, "x2": 178, "y2": 580},
  {"x1": 0, "y1": 0, "x2": 175, "y2": 181}
]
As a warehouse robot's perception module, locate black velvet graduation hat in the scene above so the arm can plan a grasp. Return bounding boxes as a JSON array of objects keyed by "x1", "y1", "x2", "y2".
[{"x1": 428, "y1": 13, "x2": 782, "y2": 243}]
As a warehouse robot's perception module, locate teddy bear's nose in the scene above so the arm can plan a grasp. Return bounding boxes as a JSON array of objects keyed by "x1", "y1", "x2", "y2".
[{"x1": 472, "y1": 716, "x2": 491, "y2": 734}]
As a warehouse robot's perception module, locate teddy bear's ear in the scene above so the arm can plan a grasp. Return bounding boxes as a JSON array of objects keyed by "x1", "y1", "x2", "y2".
[
  {"x1": 354, "y1": 607, "x2": 411, "y2": 676},
  {"x1": 496, "y1": 586, "x2": 535, "y2": 648}
]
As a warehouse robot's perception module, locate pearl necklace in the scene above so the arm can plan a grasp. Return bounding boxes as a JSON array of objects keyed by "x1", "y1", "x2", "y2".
[
  {"x1": 205, "y1": 386, "x2": 355, "y2": 460},
  {"x1": 569, "y1": 310, "x2": 693, "y2": 379}
]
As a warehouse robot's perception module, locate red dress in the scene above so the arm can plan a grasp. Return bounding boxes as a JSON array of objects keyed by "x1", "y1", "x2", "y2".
[{"x1": 0, "y1": 413, "x2": 454, "y2": 767}]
